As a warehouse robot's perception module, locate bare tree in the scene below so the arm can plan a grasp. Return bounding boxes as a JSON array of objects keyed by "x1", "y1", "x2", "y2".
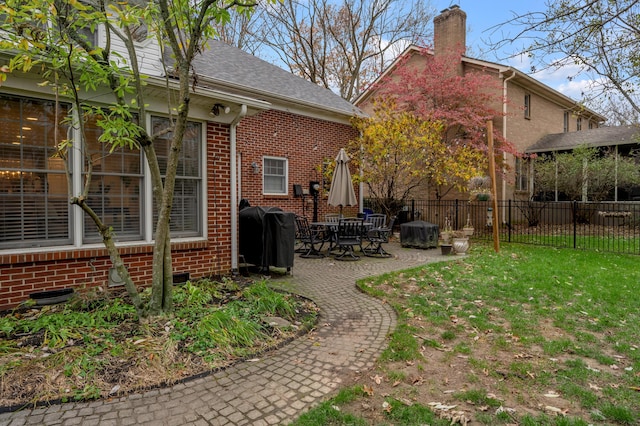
[
  {"x1": 491, "y1": 0, "x2": 640, "y2": 115},
  {"x1": 250, "y1": 0, "x2": 434, "y2": 102}
]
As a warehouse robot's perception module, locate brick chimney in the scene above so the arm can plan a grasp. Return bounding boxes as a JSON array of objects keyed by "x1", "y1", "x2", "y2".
[{"x1": 433, "y1": 5, "x2": 466, "y2": 74}]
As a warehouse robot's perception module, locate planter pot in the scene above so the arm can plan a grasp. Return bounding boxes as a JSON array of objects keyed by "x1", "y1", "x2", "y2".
[
  {"x1": 440, "y1": 244, "x2": 453, "y2": 255},
  {"x1": 452, "y1": 237, "x2": 469, "y2": 255},
  {"x1": 462, "y1": 227, "x2": 474, "y2": 237},
  {"x1": 476, "y1": 193, "x2": 490, "y2": 201}
]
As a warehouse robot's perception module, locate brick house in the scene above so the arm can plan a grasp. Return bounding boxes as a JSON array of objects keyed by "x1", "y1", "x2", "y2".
[
  {"x1": 0, "y1": 38, "x2": 359, "y2": 310},
  {"x1": 354, "y1": 5, "x2": 606, "y2": 201}
]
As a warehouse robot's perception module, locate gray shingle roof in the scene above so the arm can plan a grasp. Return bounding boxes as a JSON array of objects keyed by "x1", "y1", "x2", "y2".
[
  {"x1": 526, "y1": 126, "x2": 640, "y2": 153},
  {"x1": 191, "y1": 40, "x2": 359, "y2": 118}
]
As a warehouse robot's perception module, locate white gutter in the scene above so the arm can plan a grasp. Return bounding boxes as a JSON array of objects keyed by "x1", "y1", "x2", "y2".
[{"x1": 230, "y1": 104, "x2": 247, "y2": 273}]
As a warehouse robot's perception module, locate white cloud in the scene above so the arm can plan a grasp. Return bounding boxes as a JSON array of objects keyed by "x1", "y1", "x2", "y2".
[{"x1": 505, "y1": 52, "x2": 606, "y2": 101}]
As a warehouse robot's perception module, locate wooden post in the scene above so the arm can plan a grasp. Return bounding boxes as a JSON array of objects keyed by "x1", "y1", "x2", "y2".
[{"x1": 487, "y1": 120, "x2": 500, "y2": 252}]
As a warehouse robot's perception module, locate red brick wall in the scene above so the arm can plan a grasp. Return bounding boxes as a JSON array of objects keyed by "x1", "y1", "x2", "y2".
[
  {"x1": 0, "y1": 113, "x2": 358, "y2": 310},
  {"x1": 237, "y1": 109, "x2": 359, "y2": 219},
  {"x1": 0, "y1": 122, "x2": 232, "y2": 311}
]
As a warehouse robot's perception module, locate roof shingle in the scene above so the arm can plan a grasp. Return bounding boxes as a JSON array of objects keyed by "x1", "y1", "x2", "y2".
[
  {"x1": 526, "y1": 126, "x2": 640, "y2": 153},
  {"x1": 191, "y1": 40, "x2": 358, "y2": 118}
]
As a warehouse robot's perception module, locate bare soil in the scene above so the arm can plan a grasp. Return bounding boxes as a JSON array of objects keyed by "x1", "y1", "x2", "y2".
[{"x1": 328, "y1": 280, "x2": 629, "y2": 425}]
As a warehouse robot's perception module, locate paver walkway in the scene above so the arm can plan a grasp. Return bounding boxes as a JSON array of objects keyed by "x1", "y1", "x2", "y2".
[{"x1": 0, "y1": 243, "x2": 447, "y2": 426}]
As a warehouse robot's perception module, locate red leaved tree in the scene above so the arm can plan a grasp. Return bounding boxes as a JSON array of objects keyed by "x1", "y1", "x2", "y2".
[{"x1": 372, "y1": 46, "x2": 518, "y2": 199}]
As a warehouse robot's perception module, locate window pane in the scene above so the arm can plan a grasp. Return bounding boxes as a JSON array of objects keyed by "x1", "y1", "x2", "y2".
[
  {"x1": 263, "y1": 157, "x2": 286, "y2": 194},
  {"x1": 515, "y1": 157, "x2": 528, "y2": 191},
  {"x1": 83, "y1": 115, "x2": 142, "y2": 243},
  {"x1": 0, "y1": 95, "x2": 71, "y2": 249},
  {"x1": 151, "y1": 117, "x2": 201, "y2": 237}
]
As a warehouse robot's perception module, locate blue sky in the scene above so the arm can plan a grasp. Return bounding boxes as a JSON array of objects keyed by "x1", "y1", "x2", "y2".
[{"x1": 433, "y1": 1, "x2": 592, "y2": 102}]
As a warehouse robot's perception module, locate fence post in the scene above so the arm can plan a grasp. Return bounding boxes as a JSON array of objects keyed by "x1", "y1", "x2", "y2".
[
  {"x1": 411, "y1": 199, "x2": 415, "y2": 222},
  {"x1": 455, "y1": 199, "x2": 459, "y2": 230},
  {"x1": 508, "y1": 199, "x2": 512, "y2": 242},
  {"x1": 573, "y1": 200, "x2": 577, "y2": 249}
]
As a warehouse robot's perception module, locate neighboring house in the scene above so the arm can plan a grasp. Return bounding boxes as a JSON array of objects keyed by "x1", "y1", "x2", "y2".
[
  {"x1": 526, "y1": 125, "x2": 640, "y2": 201},
  {"x1": 354, "y1": 5, "x2": 606, "y2": 201},
  {"x1": 0, "y1": 36, "x2": 358, "y2": 309}
]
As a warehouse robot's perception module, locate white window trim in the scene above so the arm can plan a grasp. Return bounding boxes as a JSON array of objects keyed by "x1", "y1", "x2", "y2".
[{"x1": 262, "y1": 156, "x2": 288, "y2": 195}]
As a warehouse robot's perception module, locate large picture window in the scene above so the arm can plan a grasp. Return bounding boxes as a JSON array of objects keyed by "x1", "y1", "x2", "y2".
[
  {"x1": 0, "y1": 95, "x2": 70, "y2": 249},
  {"x1": 263, "y1": 156, "x2": 287, "y2": 195},
  {"x1": 0, "y1": 95, "x2": 205, "y2": 251},
  {"x1": 152, "y1": 117, "x2": 202, "y2": 237}
]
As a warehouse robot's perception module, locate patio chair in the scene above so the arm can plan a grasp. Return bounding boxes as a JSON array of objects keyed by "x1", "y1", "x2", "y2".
[
  {"x1": 325, "y1": 213, "x2": 341, "y2": 223},
  {"x1": 333, "y1": 217, "x2": 365, "y2": 261},
  {"x1": 363, "y1": 216, "x2": 396, "y2": 258},
  {"x1": 294, "y1": 215, "x2": 325, "y2": 258},
  {"x1": 367, "y1": 213, "x2": 386, "y2": 229},
  {"x1": 322, "y1": 213, "x2": 342, "y2": 251}
]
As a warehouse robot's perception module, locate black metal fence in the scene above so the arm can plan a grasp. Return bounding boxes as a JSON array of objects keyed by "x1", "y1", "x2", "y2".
[{"x1": 364, "y1": 198, "x2": 640, "y2": 255}]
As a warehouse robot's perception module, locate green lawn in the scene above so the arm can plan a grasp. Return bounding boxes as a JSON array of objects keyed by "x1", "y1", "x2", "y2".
[{"x1": 291, "y1": 244, "x2": 640, "y2": 425}]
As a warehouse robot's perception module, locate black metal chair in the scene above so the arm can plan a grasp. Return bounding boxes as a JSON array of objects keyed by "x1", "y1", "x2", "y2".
[
  {"x1": 294, "y1": 215, "x2": 325, "y2": 258},
  {"x1": 363, "y1": 216, "x2": 396, "y2": 258},
  {"x1": 367, "y1": 213, "x2": 386, "y2": 229},
  {"x1": 333, "y1": 217, "x2": 364, "y2": 261}
]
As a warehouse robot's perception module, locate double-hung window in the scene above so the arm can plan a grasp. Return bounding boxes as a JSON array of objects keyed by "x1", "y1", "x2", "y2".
[
  {"x1": 515, "y1": 157, "x2": 529, "y2": 192},
  {"x1": 83, "y1": 115, "x2": 143, "y2": 243},
  {"x1": 263, "y1": 156, "x2": 288, "y2": 195},
  {"x1": 524, "y1": 94, "x2": 531, "y2": 119},
  {"x1": 152, "y1": 117, "x2": 202, "y2": 237},
  {"x1": 0, "y1": 95, "x2": 71, "y2": 249}
]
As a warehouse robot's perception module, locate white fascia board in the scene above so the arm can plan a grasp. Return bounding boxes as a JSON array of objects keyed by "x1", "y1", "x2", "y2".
[{"x1": 197, "y1": 76, "x2": 359, "y2": 124}]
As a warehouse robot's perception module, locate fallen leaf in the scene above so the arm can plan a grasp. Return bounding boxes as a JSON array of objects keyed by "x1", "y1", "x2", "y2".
[
  {"x1": 588, "y1": 383, "x2": 601, "y2": 391},
  {"x1": 362, "y1": 384, "x2": 374, "y2": 396},
  {"x1": 392, "y1": 380, "x2": 401, "y2": 387},
  {"x1": 428, "y1": 402, "x2": 458, "y2": 411},
  {"x1": 398, "y1": 397, "x2": 412, "y2": 406},
  {"x1": 514, "y1": 353, "x2": 532, "y2": 359},
  {"x1": 371, "y1": 374, "x2": 383, "y2": 384},
  {"x1": 544, "y1": 391, "x2": 560, "y2": 398},
  {"x1": 545, "y1": 405, "x2": 569, "y2": 415}
]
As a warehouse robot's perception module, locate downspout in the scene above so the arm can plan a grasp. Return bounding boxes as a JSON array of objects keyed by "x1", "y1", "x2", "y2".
[
  {"x1": 230, "y1": 105, "x2": 247, "y2": 273},
  {"x1": 359, "y1": 134, "x2": 364, "y2": 213},
  {"x1": 502, "y1": 69, "x2": 516, "y2": 219},
  {"x1": 502, "y1": 69, "x2": 516, "y2": 196}
]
